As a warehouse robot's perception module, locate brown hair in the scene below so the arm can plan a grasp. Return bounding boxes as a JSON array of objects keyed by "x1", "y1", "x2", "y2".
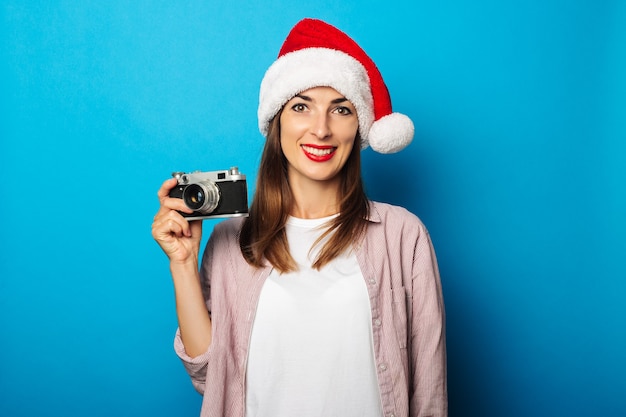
[{"x1": 239, "y1": 110, "x2": 370, "y2": 273}]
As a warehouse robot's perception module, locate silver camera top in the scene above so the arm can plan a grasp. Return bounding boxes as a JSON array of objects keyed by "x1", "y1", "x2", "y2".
[{"x1": 172, "y1": 166, "x2": 246, "y2": 184}]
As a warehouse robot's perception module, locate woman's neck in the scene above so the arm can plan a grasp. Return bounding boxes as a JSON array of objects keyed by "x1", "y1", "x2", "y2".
[{"x1": 288, "y1": 176, "x2": 341, "y2": 219}]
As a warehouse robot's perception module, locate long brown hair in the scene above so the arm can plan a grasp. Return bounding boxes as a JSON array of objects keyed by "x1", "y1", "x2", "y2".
[{"x1": 239, "y1": 110, "x2": 370, "y2": 273}]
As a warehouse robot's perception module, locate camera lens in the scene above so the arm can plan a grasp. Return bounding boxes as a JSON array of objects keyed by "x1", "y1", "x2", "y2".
[
  {"x1": 182, "y1": 181, "x2": 220, "y2": 214},
  {"x1": 187, "y1": 187, "x2": 204, "y2": 206}
]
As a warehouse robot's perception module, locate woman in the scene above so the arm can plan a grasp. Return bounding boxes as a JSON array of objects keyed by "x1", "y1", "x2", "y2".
[{"x1": 152, "y1": 18, "x2": 447, "y2": 417}]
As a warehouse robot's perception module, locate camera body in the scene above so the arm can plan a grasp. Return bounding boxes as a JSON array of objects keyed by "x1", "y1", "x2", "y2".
[{"x1": 168, "y1": 167, "x2": 249, "y2": 220}]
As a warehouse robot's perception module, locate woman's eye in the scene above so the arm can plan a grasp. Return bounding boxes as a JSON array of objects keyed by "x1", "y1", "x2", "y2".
[
  {"x1": 334, "y1": 106, "x2": 353, "y2": 115},
  {"x1": 291, "y1": 103, "x2": 307, "y2": 112}
]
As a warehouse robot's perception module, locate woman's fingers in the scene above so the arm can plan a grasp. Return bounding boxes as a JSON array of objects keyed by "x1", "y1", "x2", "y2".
[
  {"x1": 157, "y1": 178, "x2": 178, "y2": 200},
  {"x1": 153, "y1": 210, "x2": 191, "y2": 239},
  {"x1": 157, "y1": 178, "x2": 194, "y2": 214}
]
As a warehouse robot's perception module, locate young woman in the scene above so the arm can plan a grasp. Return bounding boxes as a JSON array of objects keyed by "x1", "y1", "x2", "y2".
[{"x1": 152, "y1": 18, "x2": 447, "y2": 417}]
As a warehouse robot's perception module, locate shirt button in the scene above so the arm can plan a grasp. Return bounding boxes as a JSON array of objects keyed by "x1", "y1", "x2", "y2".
[
  {"x1": 379, "y1": 363, "x2": 387, "y2": 371},
  {"x1": 373, "y1": 318, "x2": 382, "y2": 326},
  {"x1": 368, "y1": 278, "x2": 376, "y2": 285}
]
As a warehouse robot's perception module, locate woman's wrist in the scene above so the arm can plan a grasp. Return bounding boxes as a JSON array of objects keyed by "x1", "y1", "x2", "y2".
[{"x1": 169, "y1": 257, "x2": 200, "y2": 281}]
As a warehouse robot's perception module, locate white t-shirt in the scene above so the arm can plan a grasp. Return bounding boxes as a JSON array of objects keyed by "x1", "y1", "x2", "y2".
[{"x1": 245, "y1": 215, "x2": 383, "y2": 417}]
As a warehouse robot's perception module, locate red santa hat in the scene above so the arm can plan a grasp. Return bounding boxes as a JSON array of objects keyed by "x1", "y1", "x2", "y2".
[{"x1": 258, "y1": 18, "x2": 414, "y2": 154}]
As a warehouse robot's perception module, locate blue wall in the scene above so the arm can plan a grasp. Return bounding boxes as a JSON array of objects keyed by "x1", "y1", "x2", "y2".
[{"x1": 1, "y1": 1, "x2": 624, "y2": 416}]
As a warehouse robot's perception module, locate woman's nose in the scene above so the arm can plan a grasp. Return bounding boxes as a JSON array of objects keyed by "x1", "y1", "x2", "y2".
[{"x1": 310, "y1": 112, "x2": 331, "y2": 139}]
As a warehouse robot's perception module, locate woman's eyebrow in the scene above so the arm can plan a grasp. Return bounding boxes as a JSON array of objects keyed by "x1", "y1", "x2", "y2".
[{"x1": 294, "y1": 94, "x2": 349, "y2": 104}]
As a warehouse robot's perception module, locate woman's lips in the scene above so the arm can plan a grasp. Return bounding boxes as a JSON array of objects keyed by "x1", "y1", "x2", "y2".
[{"x1": 301, "y1": 144, "x2": 336, "y2": 162}]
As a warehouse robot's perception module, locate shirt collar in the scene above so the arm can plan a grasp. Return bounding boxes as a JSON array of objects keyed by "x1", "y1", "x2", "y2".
[{"x1": 364, "y1": 201, "x2": 382, "y2": 224}]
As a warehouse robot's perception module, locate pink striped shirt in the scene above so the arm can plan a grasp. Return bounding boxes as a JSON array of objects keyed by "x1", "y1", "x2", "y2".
[{"x1": 174, "y1": 201, "x2": 448, "y2": 417}]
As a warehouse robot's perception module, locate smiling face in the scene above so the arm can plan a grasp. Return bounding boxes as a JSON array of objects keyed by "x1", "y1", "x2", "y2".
[{"x1": 279, "y1": 86, "x2": 359, "y2": 190}]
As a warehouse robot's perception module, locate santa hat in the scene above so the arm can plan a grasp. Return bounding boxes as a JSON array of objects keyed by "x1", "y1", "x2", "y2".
[{"x1": 258, "y1": 18, "x2": 414, "y2": 154}]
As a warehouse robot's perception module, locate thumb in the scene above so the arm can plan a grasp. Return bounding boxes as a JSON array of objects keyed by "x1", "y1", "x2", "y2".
[{"x1": 189, "y1": 219, "x2": 203, "y2": 239}]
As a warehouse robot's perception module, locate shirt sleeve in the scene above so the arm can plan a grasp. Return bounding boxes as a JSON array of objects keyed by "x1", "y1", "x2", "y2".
[
  {"x1": 410, "y1": 229, "x2": 448, "y2": 417},
  {"x1": 174, "y1": 328, "x2": 211, "y2": 394}
]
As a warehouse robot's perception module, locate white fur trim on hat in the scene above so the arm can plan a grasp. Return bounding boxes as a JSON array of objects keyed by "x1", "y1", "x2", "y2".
[{"x1": 258, "y1": 47, "x2": 375, "y2": 143}]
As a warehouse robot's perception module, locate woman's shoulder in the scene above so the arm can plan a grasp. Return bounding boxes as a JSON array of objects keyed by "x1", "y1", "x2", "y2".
[
  {"x1": 368, "y1": 201, "x2": 425, "y2": 226},
  {"x1": 366, "y1": 202, "x2": 434, "y2": 254},
  {"x1": 204, "y1": 217, "x2": 246, "y2": 260},
  {"x1": 367, "y1": 201, "x2": 431, "y2": 240},
  {"x1": 211, "y1": 216, "x2": 246, "y2": 239}
]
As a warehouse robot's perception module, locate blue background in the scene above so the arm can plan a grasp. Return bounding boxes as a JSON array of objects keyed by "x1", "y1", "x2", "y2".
[{"x1": 1, "y1": 1, "x2": 625, "y2": 416}]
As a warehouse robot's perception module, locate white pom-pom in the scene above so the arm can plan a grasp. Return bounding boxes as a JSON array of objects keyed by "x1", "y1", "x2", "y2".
[{"x1": 366, "y1": 113, "x2": 414, "y2": 154}]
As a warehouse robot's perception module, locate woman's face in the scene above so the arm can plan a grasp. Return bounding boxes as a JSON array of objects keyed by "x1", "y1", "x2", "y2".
[{"x1": 279, "y1": 86, "x2": 359, "y2": 187}]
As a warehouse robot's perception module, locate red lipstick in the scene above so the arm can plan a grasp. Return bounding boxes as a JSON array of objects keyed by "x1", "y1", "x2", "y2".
[{"x1": 301, "y1": 144, "x2": 336, "y2": 162}]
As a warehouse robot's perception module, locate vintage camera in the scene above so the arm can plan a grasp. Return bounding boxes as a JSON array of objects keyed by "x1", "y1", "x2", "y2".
[{"x1": 168, "y1": 167, "x2": 249, "y2": 220}]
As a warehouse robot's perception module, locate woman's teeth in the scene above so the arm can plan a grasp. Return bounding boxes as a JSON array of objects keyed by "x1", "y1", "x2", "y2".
[{"x1": 302, "y1": 145, "x2": 334, "y2": 156}]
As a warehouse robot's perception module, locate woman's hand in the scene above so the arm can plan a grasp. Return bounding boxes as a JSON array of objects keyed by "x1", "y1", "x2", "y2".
[{"x1": 151, "y1": 178, "x2": 203, "y2": 265}]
